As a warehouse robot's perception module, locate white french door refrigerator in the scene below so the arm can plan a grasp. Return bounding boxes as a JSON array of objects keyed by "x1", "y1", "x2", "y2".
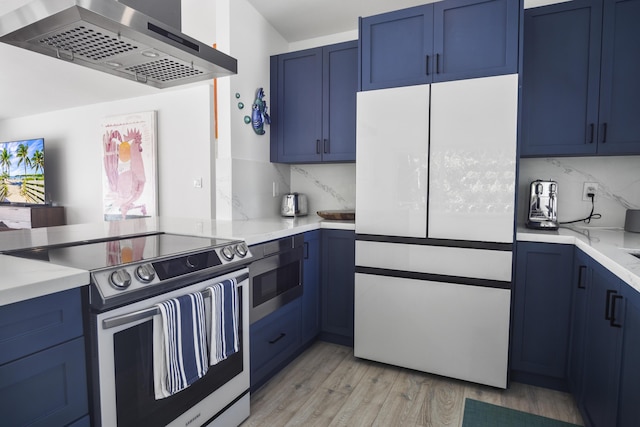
[{"x1": 354, "y1": 74, "x2": 518, "y2": 388}]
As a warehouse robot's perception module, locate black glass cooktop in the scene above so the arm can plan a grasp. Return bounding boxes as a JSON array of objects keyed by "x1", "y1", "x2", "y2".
[{"x1": 6, "y1": 232, "x2": 237, "y2": 271}]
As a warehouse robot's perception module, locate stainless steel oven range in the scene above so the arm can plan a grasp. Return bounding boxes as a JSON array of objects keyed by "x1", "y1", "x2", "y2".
[{"x1": 7, "y1": 232, "x2": 253, "y2": 427}]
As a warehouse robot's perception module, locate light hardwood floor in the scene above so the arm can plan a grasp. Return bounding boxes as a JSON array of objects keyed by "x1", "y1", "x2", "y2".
[{"x1": 241, "y1": 341, "x2": 584, "y2": 427}]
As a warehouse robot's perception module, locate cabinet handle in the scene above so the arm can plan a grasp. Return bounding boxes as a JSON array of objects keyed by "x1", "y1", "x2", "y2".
[
  {"x1": 323, "y1": 139, "x2": 329, "y2": 154},
  {"x1": 605, "y1": 289, "x2": 614, "y2": 320},
  {"x1": 304, "y1": 241, "x2": 309, "y2": 259},
  {"x1": 610, "y1": 294, "x2": 623, "y2": 328},
  {"x1": 588, "y1": 124, "x2": 594, "y2": 144},
  {"x1": 425, "y1": 55, "x2": 430, "y2": 76},
  {"x1": 436, "y1": 53, "x2": 440, "y2": 74},
  {"x1": 268, "y1": 332, "x2": 286, "y2": 344},
  {"x1": 602, "y1": 123, "x2": 608, "y2": 143},
  {"x1": 316, "y1": 139, "x2": 321, "y2": 154},
  {"x1": 577, "y1": 265, "x2": 587, "y2": 289}
]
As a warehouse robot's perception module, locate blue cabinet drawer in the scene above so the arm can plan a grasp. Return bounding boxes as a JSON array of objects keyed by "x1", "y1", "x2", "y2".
[
  {"x1": 0, "y1": 288, "x2": 83, "y2": 365},
  {"x1": 250, "y1": 299, "x2": 302, "y2": 388},
  {"x1": 0, "y1": 337, "x2": 88, "y2": 427}
]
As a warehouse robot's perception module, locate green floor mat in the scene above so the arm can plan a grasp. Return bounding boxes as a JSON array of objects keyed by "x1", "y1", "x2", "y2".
[{"x1": 462, "y1": 398, "x2": 582, "y2": 427}]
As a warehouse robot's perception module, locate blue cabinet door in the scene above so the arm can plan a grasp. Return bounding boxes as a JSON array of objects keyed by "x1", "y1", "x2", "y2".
[
  {"x1": 568, "y1": 248, "x2": 590, "y2": 396},
  {"x1": 250, "y1": 299, "x2": 302, "y2": 390},
  {"x1": 617, "y1": 281, "x2": 640, "y2": 427},
  {"x1": 597, "y1": 0, "x2": 640, "y2": 155},
  {"x1": 521, "y1": 0, "x2": 602, "y2": 156},
  {"x1": 0, "y1": 287, "x2": 84, "y2": 365},
  {"x1": 271, "y1": 41, "x2": 357, "y2": 163},
  {"x1": 302, "y1": 230, "x2": 321, "y2": 344},
  {"x1": 360, "y1": 0, "x2": 518, "y2": 91},
  {"x1": 321, "y1": 41, "x2": 358, "y2": 162},
  {"x1": 580, "y1": 261, "x2": 623, "y2": 427},
  {"x1": 512, "y1": 242, "x2": 574, "y2": 390},
  {"x1": 0, "y1": 337, "x2": 88, "y2": 427},
  {"x1": 360, "y1": 4, "x2": 434, "y2": 90},
  {"x1": 321, "y1": 230, "x2": 355, "y2": 346},
  {"x1": 433, "y1": 0, "x2": 519, "y2": 82},
  {"x1": 272, "y1": 47, "x2": 323, "y2": 163}
]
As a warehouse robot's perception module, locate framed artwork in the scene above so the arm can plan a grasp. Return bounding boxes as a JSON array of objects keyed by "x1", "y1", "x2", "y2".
[{"x1": 101, "y1": 111, "x2": 157, "y2": 221}]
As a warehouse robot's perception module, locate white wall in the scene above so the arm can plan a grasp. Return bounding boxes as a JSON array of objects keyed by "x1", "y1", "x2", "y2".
[
  {"x1": 202, "y1": 0, "x2": 292, "y2": 220},
  {"x1": 519, "y1": 156, "x2": 640, "y2": 228},
  {"x1": 0, "y1": 85, "x2": 215, "y2": 224}
]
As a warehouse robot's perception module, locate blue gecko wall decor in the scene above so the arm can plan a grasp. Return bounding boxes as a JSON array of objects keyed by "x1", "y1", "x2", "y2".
[{"x1": 251, "y1": 87, "x2": 271, "y2": 135}]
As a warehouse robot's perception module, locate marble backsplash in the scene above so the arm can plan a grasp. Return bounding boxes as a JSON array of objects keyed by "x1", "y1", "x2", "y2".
[
  {"x1": 220, "y1": 155, "x2": 638, "y2": 229},
  {"x1": 290, "y1": 163, "x2": 356, "y2": 215},
  {"x1": 518, "y1": 156, "x2": 640, "y2": 228}
]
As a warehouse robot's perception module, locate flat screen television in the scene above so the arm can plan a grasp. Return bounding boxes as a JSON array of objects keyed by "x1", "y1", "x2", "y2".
[{"x1": 0, "y1": 138, "x2": 47, "y2": 205}]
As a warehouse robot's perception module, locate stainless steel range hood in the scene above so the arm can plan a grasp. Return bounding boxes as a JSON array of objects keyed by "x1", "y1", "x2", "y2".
[{"x1": 0, "y1": 0, "x2": 237, "y2": 89}]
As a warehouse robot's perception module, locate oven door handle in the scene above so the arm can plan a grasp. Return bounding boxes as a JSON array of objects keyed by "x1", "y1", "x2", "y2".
[{"x1": 102, "y1": 272, "x2": 248, "y2": 330}]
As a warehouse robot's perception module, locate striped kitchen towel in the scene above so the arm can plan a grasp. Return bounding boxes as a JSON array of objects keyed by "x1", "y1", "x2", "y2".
[
  {"x1": 207, "y1": 278, "x2": 239, "y2": 365},
  {"x1": 153, "y1": 291, "x2": 209, "y2": 399}
]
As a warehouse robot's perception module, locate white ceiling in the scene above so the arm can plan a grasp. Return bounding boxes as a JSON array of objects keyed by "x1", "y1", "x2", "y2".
[
  {"x1": 0, "y1": 0, "x2": 560, "y2": 121},
  {"x1": 244, "y1": 0, "x2": 430, "y2": 42}
]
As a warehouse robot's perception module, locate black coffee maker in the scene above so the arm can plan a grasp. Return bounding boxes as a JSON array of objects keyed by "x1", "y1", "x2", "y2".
[{"x1": 526, "y1": 180, "x2": 558, "y2": 230}]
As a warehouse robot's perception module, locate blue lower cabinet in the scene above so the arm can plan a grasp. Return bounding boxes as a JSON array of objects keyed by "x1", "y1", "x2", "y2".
[
  {"x1": 250, "y1": 299, "x2": 302, "y2": 391},
  {"x1": 0, "y1": 337, "x2": 88, "y2": 427},
  {"x1": 302, "y1": 230, "x2": 321, "y2": 344},
  {"x1": 617, "y1": 281, "x2": 640, "y2": 427},
  {"x1": 320, "y1": 229, "x2": 355, "y2": 346},
  {"x1": 67, "y1": 415, "x2": 91, "y2": 427},
  {"x1": 568, "y1": 248, "x2": 590, "y2": 396},
  {"x1": 0, "y1": 288, "x2": 88, "y2": 426},
  {"x1": 0, "y1": 287, "x2": 83, "y2": 365},
  {"x1": 580, "y1": 261, "x2": 623, "y2": 427},
  {"x1": 511, "y1": 242, "x2": 574, "y2": 390}
]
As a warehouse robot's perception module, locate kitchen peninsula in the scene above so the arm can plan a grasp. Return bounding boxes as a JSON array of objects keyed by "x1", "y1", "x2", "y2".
[{"x1": 0, "y1": 216, "x2": 355, "y2": 305}]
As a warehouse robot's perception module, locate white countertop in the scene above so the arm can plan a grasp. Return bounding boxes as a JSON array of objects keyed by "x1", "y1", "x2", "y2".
[
  {"x1": 517, "y1": 224, "x2": 640, "y2": 293},
  {"x1": 3, "y1": 216, "x2": 639, "y2": 306},
  {"x1": 0, "y1": 215, "x2": 355, "y2": 306}
]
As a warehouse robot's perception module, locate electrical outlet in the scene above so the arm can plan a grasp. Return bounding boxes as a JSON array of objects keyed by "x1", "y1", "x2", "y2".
[{"x1": 582, "y1": 182, "x2": 598, "y2": 201}]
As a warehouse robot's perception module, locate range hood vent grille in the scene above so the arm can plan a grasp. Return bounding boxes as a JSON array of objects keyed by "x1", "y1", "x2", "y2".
[
  {"x1": 126, "y1": 58, "x2": 204, "y2": 82},
  {"x1": 0, "y1": 0, "x2": 237, "y2": 88},
  {"x1": 39, "y1": 24, "x2": 138, "y2": 61}
]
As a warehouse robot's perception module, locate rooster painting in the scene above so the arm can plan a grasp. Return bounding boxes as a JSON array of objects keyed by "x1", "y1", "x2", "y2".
[{"x1": 102, "y1": 112, "x2": 155, "y2": 220}]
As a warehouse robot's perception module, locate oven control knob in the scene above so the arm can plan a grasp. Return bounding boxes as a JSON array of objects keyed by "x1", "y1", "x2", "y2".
[
  {"x1": 221, "y1": 245, "x2": 235, "y2": 261},
  {"x1": 135, "y1": 264, "x2": 156, "y2": 283},
  {"x1": 235, "y1": 243, "x2": 248, "y2": 258},
  {"x1": 110, "y1": 269, "x2": 132, "y2": 290}
]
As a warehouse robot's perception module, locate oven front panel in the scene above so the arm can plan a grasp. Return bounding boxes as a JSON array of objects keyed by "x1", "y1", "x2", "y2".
[
  {"x1": 249, "y1": 245, "x2": 303, "y2": 324},
  {"x1": 91, "y1": 268, "x2": 250, "y2": 427}
]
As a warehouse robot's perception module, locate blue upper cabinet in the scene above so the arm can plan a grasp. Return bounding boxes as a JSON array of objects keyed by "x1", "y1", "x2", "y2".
[
  {"x1": 271, "y1": 47, "x2": 322, "y2": 163},
  {"x1": 432, "y1": 0, "x2": 519, "y2": 82},
  {"x1": 322, "y1": 42, "x2": 359, "y2": 162},
  {"x1": 270, "y1": 41, "x2": 357, "y2": 164},
  {"x1": 360, "y1": 5, "x2": 434, "y2": 90},
  {"x1": 597, "y1": 0, "x2": 640, "y2": 155},
  {"x1": 360, "y1": 0, "x2": 519, "y2": 91},
  {"x1": 521, "y1": 0, "x2": 602, "y2": 156},
  {"x1": 521, "y1": 0, "x2": 640, "y2": 157}
]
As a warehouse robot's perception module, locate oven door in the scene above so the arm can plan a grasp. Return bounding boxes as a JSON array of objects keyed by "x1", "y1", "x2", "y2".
[
  {"x1": 90, "y1": 268, "x2": 250, "y2": 427},
  {"x1": 249, "y1": 243, "x2": 303, "y2": 324}
]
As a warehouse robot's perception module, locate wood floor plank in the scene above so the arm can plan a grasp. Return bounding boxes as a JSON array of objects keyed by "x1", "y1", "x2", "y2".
[
  {"x1": 374, "y1": 370, "x2": 464, "y2": 427},
  {"x1": 328, "y1": 362, "x2": 401, "y2": 427},
  {"x1": 243, "y1": 342, "x2": 350, "y2": 426},
  {"x1": 242, "y1": 341, "x2": 584, "y2": 427},
  {"x1": 418, "y1": 375, "x2": 465, "y2": 427},
  {"x1": 284, "y1": 386, "x2": 349, "y2": 426}
]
